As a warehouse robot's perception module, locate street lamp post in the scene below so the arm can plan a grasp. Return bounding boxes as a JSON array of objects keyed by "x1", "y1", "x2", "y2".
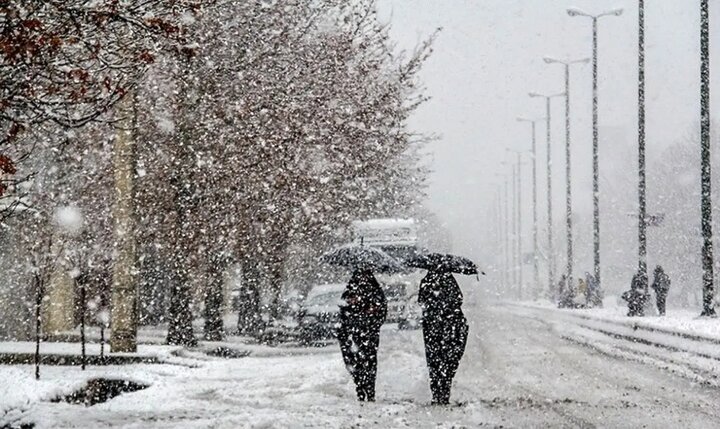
[
  {"x1": 495, "y1": 188, "x2": 505, "y2": 290},
  {"x1": 495, "y1": 174, "x2": 510, "y2": 292},
  {"x1": 516, "y1": 118, "x2": 545, "y2": 298},
  {"x1": 568, "y1": 7, "x2": 624, "y2": 289},
  {"x1": 511, "y1": 161, "x2": 519, "y2": 295},
  {"x1": 700, "y1": 0, "x2": 715, "y2": 317},
  {"x1": 637, "y1": 0, "x2": 649, "y2": 316},
  {"x1": 527, "y1": 94, "x2": 564, "y2": 295},
  {"x1": 544, "y1": 57, "x2": 590, "y2": 295},
  {"x1": 515, "y1": 153, "x2": 523, "y2": 299},
  {"x1": 504, "y1": 176, "x2": 512, "y2": 294},
  {"x1": 508, "y1": 149, "x2": 531, "y2": 299}
]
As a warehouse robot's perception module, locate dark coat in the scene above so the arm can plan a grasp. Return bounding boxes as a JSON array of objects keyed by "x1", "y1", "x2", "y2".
[
  {"x1": 339, "y1": 270, "x2": 387, "y2": 329},
  {"x1": 418, "y1": 270, "x2": 468, "y2": 405},
  {"x1": 622, "y1": 272, "x2": 649, "y2": 317},
  {"x1": 337, "y1": 269, "x2": 387, "y2": 402},
  {"x1": 418, "y1": 270, "x2": 464, "y2": 319},
  {"x1": 651, "y1": 268, "x2": 671, "y2": 296}
]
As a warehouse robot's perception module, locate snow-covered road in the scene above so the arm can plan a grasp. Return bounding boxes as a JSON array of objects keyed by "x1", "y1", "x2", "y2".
[{"x1": 7, "y1": 298, "x2": 720, "y2": 428}]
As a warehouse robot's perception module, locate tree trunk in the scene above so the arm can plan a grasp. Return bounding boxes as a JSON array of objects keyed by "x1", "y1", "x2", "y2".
[
  {"x1": 166, "y1": 259, "x2": 196, "y2": 345},
  {"x1": 236, "y1": 263, "x2": 262, "y2": 335},
  {"x1": 267, "y1": 260, "x2": 284, "y2": 320},
  {"x1": 110, "y1": 91, "x2": 138, "y2": 353},
  {"x1": 203, "y1": 253, "x2": 225, "y2": 341},
  {"x1": 165, "y1": 174, "x2": 197, "y2": 346}
]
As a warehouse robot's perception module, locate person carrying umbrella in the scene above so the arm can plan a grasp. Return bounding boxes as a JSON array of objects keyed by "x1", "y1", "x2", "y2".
[
  {"x1": 321, "y1": 244, "x2": 398, "y2": 402},
  {"x1": 407, "y1": 253, "x2": 477, "y2": 405},
  {"x1": 336, "y1": 267, "x2": 387, "y2": 401}
]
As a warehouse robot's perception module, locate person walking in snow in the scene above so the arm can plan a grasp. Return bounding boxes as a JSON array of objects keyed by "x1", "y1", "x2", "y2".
[
  {"x1": 337, "y1": 268, "x2": 387, "y2": 402},
  {"x1": 418, "y1": 269, "x2": 469, "y2": 405},
  {"x1": 574, "y1": 277, "x2": 588, "y2": 308},
  {"x1": 557, "y1": 274, "x2": 574, "y2": 309},
  {"x1": 622, "y1": 270, "x2": 648, "y2": 317},
  {"x1": 651, "y1": 265, "x2": 671, "y2": 316},
  {"x1": 585, "y1": 272, "x2": 603, "y2": 308}
]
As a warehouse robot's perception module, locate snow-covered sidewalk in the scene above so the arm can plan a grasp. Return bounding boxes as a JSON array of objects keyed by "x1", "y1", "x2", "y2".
[
  {"x1": 521, "y1": 298, "x2": 720, "y2": 340},
  {"x1": 508, "y1": 300, "x2": 720, "y2": 387},
  {"x1": 5, "y1": 301, "x2": 720, "y2": 428},
  {"x1": 1, "y1": 327, "x2": 478, "y2": 429}
]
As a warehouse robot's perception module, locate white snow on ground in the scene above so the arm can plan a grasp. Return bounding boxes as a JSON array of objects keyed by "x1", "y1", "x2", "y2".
[
  {"x1": 2, "y1": 328, "x2": 484, "y2": 429},
  {"x1": 4, "y1": 293, "x2": 720, "y2": 428}
]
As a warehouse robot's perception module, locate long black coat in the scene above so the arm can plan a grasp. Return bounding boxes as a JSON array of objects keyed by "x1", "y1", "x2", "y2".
[
  {"x1": 337, "y1": 270, "x2": 387, "y2": 401},
  {"x1": 651, "y1": 268, "x2": 671, "y2": 297},
  {"x1": 419, "y1": 270, "x2": 468, "y2": 405},
  {"x1": 339, "y1": 270, "x2": 387, "y2": 329}
]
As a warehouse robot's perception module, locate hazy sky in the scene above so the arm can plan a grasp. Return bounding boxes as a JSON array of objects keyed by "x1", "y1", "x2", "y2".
[{"x1": 377, "y1": 1, "x2": 720, "y2": 264}]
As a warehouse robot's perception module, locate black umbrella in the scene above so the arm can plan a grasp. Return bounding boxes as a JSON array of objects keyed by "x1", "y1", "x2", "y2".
[
  {"x1": 320, "y1": 244, "x2": 403, "y2": 273},
  {"x1": 405, "y1": 253, "x2": 484, "y2": 276}
]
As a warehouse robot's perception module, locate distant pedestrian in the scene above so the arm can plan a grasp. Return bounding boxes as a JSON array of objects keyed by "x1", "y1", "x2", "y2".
[
  {"x1": 419, "y1": 269, "x2": 468, "y2": 405},
  {"x1": 574, "y1": 277, "x2": 588, "y2": 308},
  {"x1": 622, "y1": 271, "x2": 648, "y2": 317},
  {"x1": 557, "y1": 274, "x2": 574, "y2": 309},
  {"x1": 585, "y1": 272, "x2": 603, "y2": 308},
  {"x1": 651, "y1": 265, "x2": 671, "y2": 316},
  {"x1": 337, "y1": 268, "x2": 387, "y2": 402}
]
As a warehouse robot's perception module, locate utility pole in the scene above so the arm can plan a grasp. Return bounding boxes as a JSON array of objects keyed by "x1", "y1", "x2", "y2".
[
  {"x1": 516, "y1": 152, "x2": 523, "y2": 299},
  {"x1": 638, "y1": 0, "x2": 649, "y2": 301},
  {"x1": 511, "y1": 163, "x2": 518, "y2": 293},
  {"x1": 700, "y1": 0, "x2": 715, "y2": 317},
  {"x1": 527, "y1": 95, "x2": 562, "y2": 294},
  {"x1": 568, "y1": 7, "x2": 623, "y2": 289},
  {"x1": 504, "y1": 177, "x2": 511, "y2": 294},
  {"x1": 516, "y1": 118, "x2": 544, "y2": 297},
  {"x1": 544, "y1": 57, "x2": 589, "y2": 291}
]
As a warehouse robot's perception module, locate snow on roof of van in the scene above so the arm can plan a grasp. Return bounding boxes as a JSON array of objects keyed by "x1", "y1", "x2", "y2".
[
  {"x1": 306, "y1": 283, "x2": 345, "y2": 300},
  {"x1": 352, "y1": 218, "x2": 416, "y2": 229}
]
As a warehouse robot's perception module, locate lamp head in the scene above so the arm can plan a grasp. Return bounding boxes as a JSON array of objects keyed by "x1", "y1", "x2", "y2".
[
  {"x1": 567, "y1": 8, "x2": 586, "y2": 17},
  {"x1": 528, "y1": 92, "x2": 541, "y2": 98},
  {"x1": 610, "y1": 8, "x2": 623, "y2": 16}
]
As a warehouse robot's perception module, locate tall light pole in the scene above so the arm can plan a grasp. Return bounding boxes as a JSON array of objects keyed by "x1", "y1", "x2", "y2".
[
  {"x1": 510, "y1": 161, "x2": 519, "y2": 294},
  {"x1": 568, "y1": 7, "x2": 624, "y2": 289},
  {"x1": 495, "y1": 187, "x2": 504, "y2": 290},
  {"x1": 495, "y1": 173, "x2": 510, "y2": 292},
  {"x1": 504, "y1": 175, "x2": 511, "y2": 294},
  {"x1": 637, "y1": 0, "x2": 649, "y2": 314},
  {"x1": 700, "y1": 0, "x2": 715, "y2": 317},
  {"x1": 527, "y1": 94, "x2": 563, "y2": 295},
  {"x1": 516, "y1": 118, "x2": 544, "y2": 298},
  {"x1": 544, "y1": 57, "x2": 590, "y2": 293},
  {"x1": 508, "y1": 149, "x2": 530, "y2": 299}
]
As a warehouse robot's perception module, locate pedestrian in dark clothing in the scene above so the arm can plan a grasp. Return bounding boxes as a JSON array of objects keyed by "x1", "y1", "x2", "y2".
[
  {"x1": 651, "y1": 265, "x2": 671, "y2": 316},
  {"x1": 585, "y1": 272, "x2": 603, "y2": 308},
  {"x1": 337, "y1": 268, "x2": 387, "y2": 402},
  {"x1": 419, "y1": 269, "x2": 468, "y2": 405},
  {"x1": 622, "y1": 271, "x2": 648, "y2": 317},
  {"x1": 557, "y1": 274, "x2": 574, "y2": 309}
]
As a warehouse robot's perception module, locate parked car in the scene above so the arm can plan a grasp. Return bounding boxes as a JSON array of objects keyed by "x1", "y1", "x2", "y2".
[
  {"x1": 398, "y1": 293, "x2": 422, "y2": 330},
  {"x1": 297, "y1": 284, "x2": 345, "y2": 344}
]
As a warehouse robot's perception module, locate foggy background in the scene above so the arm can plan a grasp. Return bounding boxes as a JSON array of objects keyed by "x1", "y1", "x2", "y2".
[{"x1": 377, "y1": 1, "x2": 720, "y2": 300}]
